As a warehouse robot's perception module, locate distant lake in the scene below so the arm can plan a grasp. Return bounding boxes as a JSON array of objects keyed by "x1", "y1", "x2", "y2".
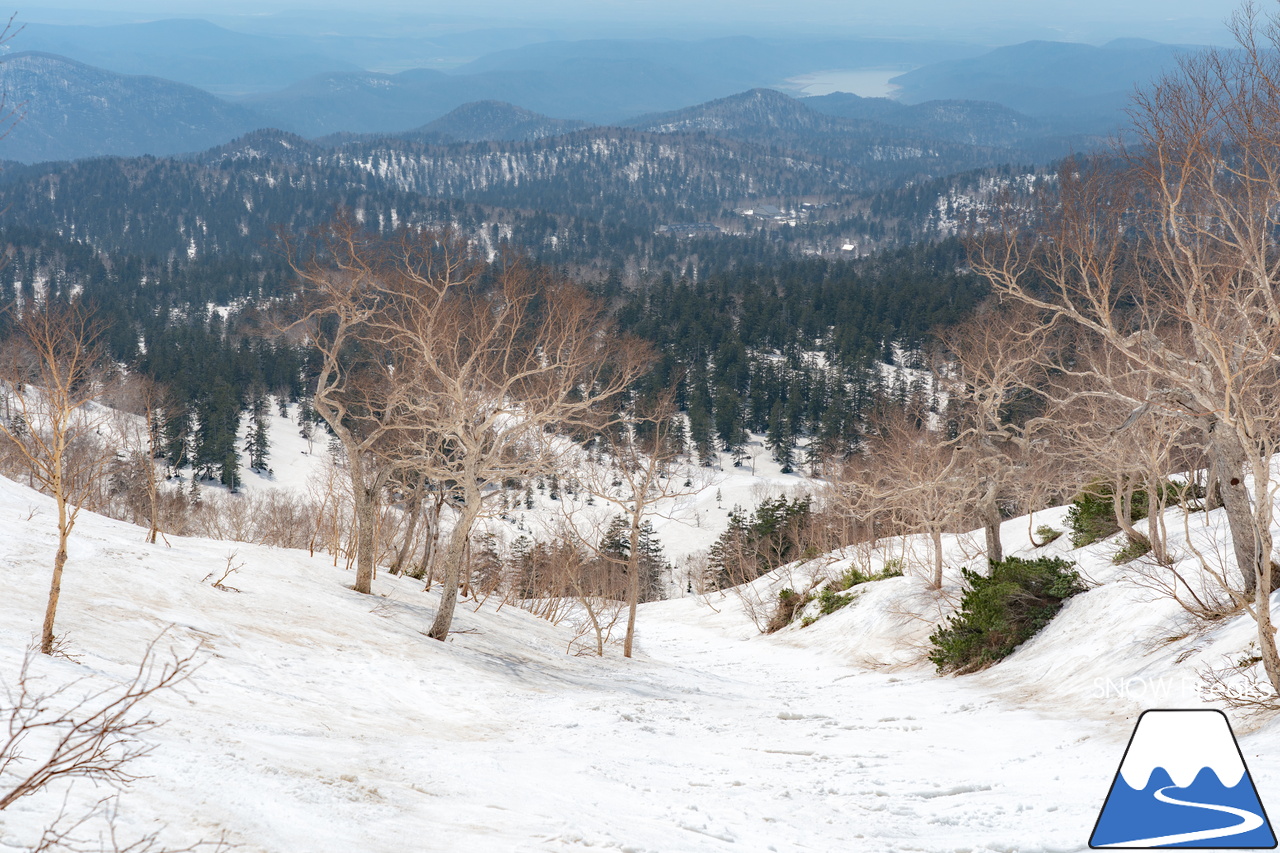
[{"x1": 780, "y1": 68, "x2": 911, "y2": 98}]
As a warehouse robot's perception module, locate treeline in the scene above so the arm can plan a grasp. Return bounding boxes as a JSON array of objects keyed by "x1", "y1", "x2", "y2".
[
  {"x1": 0, "y1": 227, "x2": 310, "y2": 488},
  {"x1": 0, "y1": 136, "x2": 1034, "y2": 277},
  {"x1": 0, "y1": 216, "x2": 985, "y2": 486}
]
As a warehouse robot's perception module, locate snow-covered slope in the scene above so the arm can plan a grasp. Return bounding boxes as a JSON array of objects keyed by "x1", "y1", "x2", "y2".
[
  {"x1": 229, "y1": 400, "x2": 818, "y2": 570},
  {"x1": 3, "y1": 458, "x2": 1280, "y2": 851}
]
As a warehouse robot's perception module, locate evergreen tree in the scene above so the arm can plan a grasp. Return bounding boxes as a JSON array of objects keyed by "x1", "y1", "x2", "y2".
[
  {"x1": 600, "y1": 516, "x2": 668, "y2": 603},
  {"x1": 766, "y1": 398, "x2": 796, "y2": 473},
  {"x1": 246, "y1": 390, "x2": 270, "y2": 473}
]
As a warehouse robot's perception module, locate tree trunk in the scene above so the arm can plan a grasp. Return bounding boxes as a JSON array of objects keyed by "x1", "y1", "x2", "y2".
[
  {"x1": 1205, "y1": 465, "x2": 1222, "y2": 512},
  {"x1": 147, "y1": 489, "x2": 159, "y2": 546},
  {"x1": 42, "y1": 499, "x2": 70, "y2": 655},
  {"x1": 1207, "y1": 425, "x2": 1259, "y2": 595},
  {"x1": 390, "y1": 473, "x2": 427, "y2": 575},
  {"x1": 982, "y1": 483, "x2": 1002, "y2": 565},
  {"x1": 427, "y1": 497, "x2": 481, "y2": 641},
  {"x1": 1257, "y1": 567, "x2": 1280, "y2": 694},
  {"x1": 1112, "y1": 476, "x2": 1150, "y2": 551},
  {"x1": 623, "y1": 510, "x2": 643, "y2": 658},
  {"x1": 930, "y1": 528, "x2": 944, "y2": 589},
  {"x1": 1146, "y1": 477, "x2": 1169, "y2": 565},
  {"x1": 145, "y1": 409, "x2": 161, "y2": 545},
  {"x1": 352, "y1": 484, "x2": 378, "y2": 594},
  {"x1": 418, "y1": 503, "x2": 440, "y2": 584}
]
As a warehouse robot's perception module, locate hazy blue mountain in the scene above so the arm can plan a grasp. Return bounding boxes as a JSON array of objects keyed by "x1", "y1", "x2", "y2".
[
  {"x1": 0, "y1": 52, "x2": 267, "y2": 163},
  {"x1": 237, "y1": 34, "x2": 990, "y2": 132},
  {"x1": 623, "y1": 88, "x2": 1078, "y2": 166},
  {"x1": 624, "y1": 88, "x2": 843, "y2": 134},
  {"x1": 236, "y1": 68, "x2": 458, "y2": 136},
  {"x1": 802, "y1": 91, "x2": 1070, "y2": 150},
  {"x1": 238, "y1": 56, "x2": 740, "y2": 132},
  {"x1": 408, "y1": 101, "x2": 590, "y2": 142},
  {"x1": 889, "y1": 39, "x2": 1195, "y2": 129},
  {"x1": 16, "y1": 19, "x2": 361, "y2": 95}
]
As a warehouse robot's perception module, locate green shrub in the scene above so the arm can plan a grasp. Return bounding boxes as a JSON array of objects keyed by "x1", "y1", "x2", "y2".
[
  {"x1": 928, "y1": 556, "x2": 1087, "y2": 674},
  {"x1": 793, "y1": 563, "x2": 906, "y2": 625},
  {"x1": 1113, "y1": 537, "x2": 1152, "y2": 564},
  {"x1": 817, "y1": 588, "x2": 855, "y2": 615},
  {"x1": 1033, "y1": 525, "x2": 1062, "y2": 546},
  {"x1": 1065, "y1": 485, "x2": 1121, "y2": 547},
  {"x1": 1066, "y1": 481, "x2": 1179, "y2": 548},
  {"x1": 766, "y1": 588, "x2": 812, "y2": 633},
  {"x1": 831, "y1": 563, "x2": 905, "y2": 592}
]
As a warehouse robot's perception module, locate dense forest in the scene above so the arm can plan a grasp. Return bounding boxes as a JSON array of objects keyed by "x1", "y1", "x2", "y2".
[
  {"x1": 0, "y1": 116, "x2": 1003, "y2": 489},
  {"x1": 0, "y1": 214, "x2": 981, "y2": 486}
]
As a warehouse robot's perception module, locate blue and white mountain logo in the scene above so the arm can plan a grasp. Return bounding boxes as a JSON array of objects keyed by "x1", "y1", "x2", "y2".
[{"x1": 1090, "y1": 709, "x2": 1276, "y2": 848}]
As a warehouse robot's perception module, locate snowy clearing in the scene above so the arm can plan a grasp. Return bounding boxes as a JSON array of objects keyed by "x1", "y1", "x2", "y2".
[{"x1": 1, "y1": 467, "x2": 1279, "y2": 851}]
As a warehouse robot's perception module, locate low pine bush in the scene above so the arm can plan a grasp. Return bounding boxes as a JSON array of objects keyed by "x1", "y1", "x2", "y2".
[
  {"x1": 1064, "y1": 485, "x2": 1120, "y2": 547},
  {"x1": 1033, "y1": 525, "x2": 1062, "y2": 546},
  {"x1": 1065, "y1": 480, "x2": 1179, "y2": 547},
  {"x1": 831, "y1": 563, "x2": 904, "y2": 592},
  {"x1": 817, "y1": 588, "x2": 854, "y2": 615},
  {"x1": 766, "y1": 588, "x2": 812, "y2": 633},
  {"x1": 799, "y1": 563, "x2": 906, "y2": 625},
  {"x1": 1112, "y1": 537, "x2": 1152, "y2": 564},
  {"x1": 928, "y1": 556, "x2": 1087, "y2": 674}
]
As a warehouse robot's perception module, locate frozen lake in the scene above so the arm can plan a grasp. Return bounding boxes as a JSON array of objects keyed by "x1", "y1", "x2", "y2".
[{"x1": 781, "y1": 67, "x2": 910, "y2": 98}]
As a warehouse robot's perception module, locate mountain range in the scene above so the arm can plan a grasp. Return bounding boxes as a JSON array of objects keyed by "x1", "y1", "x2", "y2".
[
  {"x1": 0, "y1": 24, "x2": 1204, "y2": 164},
  {"x1": 0, "y1": 51, "x2": 1107, "y2": 165},
  {"x1": 888, "y1": 38, "x2": 1195, "y2": 131}
]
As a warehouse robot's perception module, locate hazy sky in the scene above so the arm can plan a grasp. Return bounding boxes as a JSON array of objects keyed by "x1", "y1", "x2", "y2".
[{"x1": 32, "y1": 0, "x2": 1249, "y2": 44}]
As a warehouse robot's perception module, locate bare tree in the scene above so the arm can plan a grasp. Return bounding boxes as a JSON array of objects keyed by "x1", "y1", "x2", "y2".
[
  {"x1": 384, "y1": 257, "x2": 652, "y2": 640},
  {"x1": 938, "y1": 302, "x2": 1054, "y2": 564},
  {"x1": 0, "y1": 301, "x2": 110, "y2": 654},
  {"x1": 294, "y1": 219, "x2": 651, "y2": 637},
  {"x1": 843, "y1": 407, "x2": 976, "y2": 589},
  {"x1": 103, "y1": 374, "x2": 175, "y2": 546},
  {"x1": 0, "y1": 645, "x2": 194, "y2": 811},
  {"x1": 288, "y1": 217, "x2": 460, "y2": 594},
  {"x1": 562, "y1": 397, "x2": 709, "y2": 657},
  {"x1": 972, "y1": 5, "x2": 1280, "y2": 692},
  {"x1": 0, "y1": 638, "x2": 224, "y2": 852}
]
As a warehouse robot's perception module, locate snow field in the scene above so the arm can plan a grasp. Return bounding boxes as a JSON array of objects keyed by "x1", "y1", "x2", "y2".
[{"x1": 2, "y1": 434, "x2": 1280, "y2": 850}]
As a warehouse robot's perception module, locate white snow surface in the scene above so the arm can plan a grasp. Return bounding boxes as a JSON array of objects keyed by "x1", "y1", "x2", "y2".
[{"x1": 2, "y1": 459, "x2": 1280, "y2": 849}]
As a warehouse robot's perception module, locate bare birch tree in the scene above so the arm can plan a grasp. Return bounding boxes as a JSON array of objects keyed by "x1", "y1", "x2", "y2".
[
  {"x1": 938, "y1": 302, "x2": 1054, "y2": 564},
  {"x1": 381, "y1": 257, "x2": 652, "y2": 640},
  {"x1": 288, "y1": 217, "x2": 465, "y2": 594},
  {"x1": 563, "y1": 397, "x2": 709, "y2": 657},
  {"x1": 972, "y1": 5, "x2": 1280, "y2": 692},
  {"x1": 104, "y1": 374, "x2": 174, "y2": 546},
  {"x1": 295, "y1": 219, "x2": 651, "y2": 637},
  {"x1": 844, "y1": 408, "x2": 976, "y2": 589},
  {"x1": 0, "y1": 301, "x2": 110, "y2": 654}
]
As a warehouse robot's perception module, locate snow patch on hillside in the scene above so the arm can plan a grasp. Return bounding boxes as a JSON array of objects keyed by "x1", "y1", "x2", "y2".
[{"x1": 3, "y1": 443, "x2": 1280, "y2": 850}]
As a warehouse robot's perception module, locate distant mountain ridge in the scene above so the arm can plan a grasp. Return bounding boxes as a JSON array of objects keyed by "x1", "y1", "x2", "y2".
[
  {"x1": 408, "y1": 101, "x2": 590, "y2": 143},
  {"x1": 623, "y1": 88, "x2": 1082, "y2": 165},
  {"x1": 0, "y1": 30, "x2": 1204, "y2": 164},
  {"x1": 0, "y1": 52, "x2": 1082, "y2": 167},
  {"x1": 0, "y1": 52, "x2": 264, "y2": 163},
  {"x1": 889, "y1": 39, "x2": 1194, "y2": 130},
  {"x1": 803, "y1": 92, "x2": 1049, "y2": 148}
]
